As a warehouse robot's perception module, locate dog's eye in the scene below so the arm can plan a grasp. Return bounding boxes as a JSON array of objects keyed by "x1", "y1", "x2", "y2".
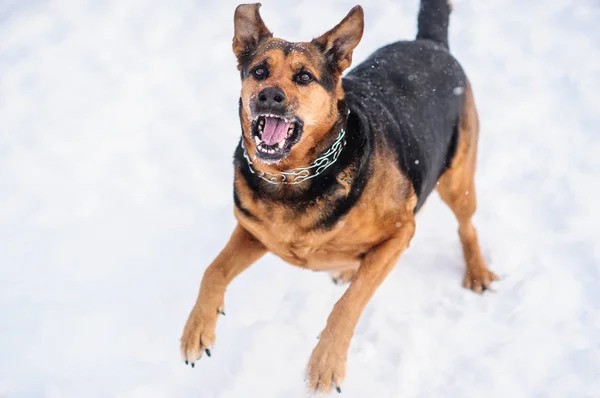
[
  {"x1": 252, "y1": 66, "x2": 268, "y2": 80},
  {"x1": 295, "y1": 72, "x2": 314, "y2": 85}
]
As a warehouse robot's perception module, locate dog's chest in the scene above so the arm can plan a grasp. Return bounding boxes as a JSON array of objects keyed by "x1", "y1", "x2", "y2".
[
  {"x1": 234, "y1": 153, "x2": 413, "y2": 271},
  {"x1": 237, "y1": 198, "x2": 398, "y2": 272}
]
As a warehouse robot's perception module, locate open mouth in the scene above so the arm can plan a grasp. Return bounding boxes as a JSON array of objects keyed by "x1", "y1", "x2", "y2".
[{"x1": 251, "y1": 114, "x2": 303, "y2": 162}]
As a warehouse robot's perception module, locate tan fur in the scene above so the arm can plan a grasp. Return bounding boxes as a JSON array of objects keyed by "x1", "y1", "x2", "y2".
[
  {"x1": 307, "y1": 212, "x2": 415, "y2": 392},
  {"x1": 181, "y1": 4, "x2": 496, "y2": 394},
  {"x1": 230, "y1": 145, "x2": 419, "y2": 394},
  {"x1": 233, "y1": 144, "x2": 415, "y2": 273},
  {"x1": 239, "y1": 41, "x2": 341, "y2": 175},
  {"x1": 313, "y1": 5, "x2": 364, "y2": 73},
  {"x1": 180, "y1": 225, "x2": 266, "y2": 362},
  {"x1": 232, "y1": 4, "x2": 272, "y2": 64},
  {"x1": 436, "y1": 80, "x2": 498, "y2": 293}
]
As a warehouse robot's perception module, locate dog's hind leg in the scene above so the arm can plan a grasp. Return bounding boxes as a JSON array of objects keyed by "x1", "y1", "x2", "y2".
[{"x1": 437, "y1": 80, "x2": 497, "y2": 293}]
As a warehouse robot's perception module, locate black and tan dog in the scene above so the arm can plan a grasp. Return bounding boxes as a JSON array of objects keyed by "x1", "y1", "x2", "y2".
[{"x1": 181, "y1": 0, "x2": 497, "y2": 393}]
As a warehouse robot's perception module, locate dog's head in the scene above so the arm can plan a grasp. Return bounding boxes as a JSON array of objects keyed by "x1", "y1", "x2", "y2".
[{"x1": 233, "y1": 3, "x2": 363, "y2": 165}]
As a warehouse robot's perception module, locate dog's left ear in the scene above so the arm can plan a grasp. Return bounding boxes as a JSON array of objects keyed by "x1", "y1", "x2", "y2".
[
  {"x1": 312, "y1": 5, "x2": 364, "y2": 74},
  {"x1": 233, "y1": 3, "x2": 272, "y2": 68}
]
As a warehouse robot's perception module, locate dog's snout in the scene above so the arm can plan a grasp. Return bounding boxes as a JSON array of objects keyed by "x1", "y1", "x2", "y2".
[{"x1": 258, "y1": 87, "x2": 286, "y2": 106}]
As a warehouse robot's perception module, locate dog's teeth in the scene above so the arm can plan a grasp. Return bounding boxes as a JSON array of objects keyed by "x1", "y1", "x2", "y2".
[
  {"x1": 254, "y1": 136, "x2": 260, "y2": 145},
  {"x1": 278, "y1": 140, "x2": 285, "y2": 149}
]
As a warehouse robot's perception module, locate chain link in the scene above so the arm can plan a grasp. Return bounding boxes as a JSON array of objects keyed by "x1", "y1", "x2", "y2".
[{"x1": 242, "y1": 128, "x2": 346, "y2": 185}]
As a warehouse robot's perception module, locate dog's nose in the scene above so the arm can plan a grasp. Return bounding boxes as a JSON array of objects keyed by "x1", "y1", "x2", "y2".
[{"x1": 258, "y1": 87, "x2": 286, "y2": 107}]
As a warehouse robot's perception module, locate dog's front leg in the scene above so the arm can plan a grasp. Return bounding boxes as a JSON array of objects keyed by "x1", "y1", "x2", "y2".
[
  {"x1": 180, "y1": 224, "x2": 266, "y2": 366},
  {"x1": 307, "y1": 221, "x2": 416, "y2": 394}
]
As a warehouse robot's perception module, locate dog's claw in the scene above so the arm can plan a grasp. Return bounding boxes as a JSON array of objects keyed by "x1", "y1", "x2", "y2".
[
  {"x1": 181, "y1": 303, "x2": 219, "y2": 368},
  {"x1": 333, "y1": 376, "x2": 342, "y2": 393},
  {"x1": 191, "y1": 362, "x2": 195, "y2": 368},
  {"x1": 218, "y1": 309, "x2": 226, "y2": 316},
  {"x1": 185, "y1": 360, "x2": 188, "y2": 365}
]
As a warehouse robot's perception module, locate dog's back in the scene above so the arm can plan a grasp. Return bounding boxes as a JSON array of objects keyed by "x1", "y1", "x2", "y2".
[
  {"x1": 343, "y1": 0, "x2": 464, "y2": 211},
  {"x1": 182, "y1": 3, "x2": 497, "y2": 392}
]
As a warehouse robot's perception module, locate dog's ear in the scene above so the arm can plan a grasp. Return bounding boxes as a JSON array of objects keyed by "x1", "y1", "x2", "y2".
[
  {"x1": 312, "y1": 5, "x2": 364, "y2": 74},
  {"x1": 233, "y1": 3, "x2": 272, "y2": 66}
]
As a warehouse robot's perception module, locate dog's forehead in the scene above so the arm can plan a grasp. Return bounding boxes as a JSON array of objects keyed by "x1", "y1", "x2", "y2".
[
  {"x1": 254, "y1": 39, "x2": 322, "y2": 66},
  {"x1": 264, "y1": 40, "x2": 309, "y2": 55}
]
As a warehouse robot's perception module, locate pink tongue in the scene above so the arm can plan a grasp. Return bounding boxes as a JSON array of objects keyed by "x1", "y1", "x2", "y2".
[{"x1": 262, "y1": 117, "x2": 291, "y2": 146}]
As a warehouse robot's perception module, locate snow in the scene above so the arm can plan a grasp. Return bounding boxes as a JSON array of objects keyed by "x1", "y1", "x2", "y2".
[{"x1": 1, "y1": 0, "x2": 599, "y2": 397}]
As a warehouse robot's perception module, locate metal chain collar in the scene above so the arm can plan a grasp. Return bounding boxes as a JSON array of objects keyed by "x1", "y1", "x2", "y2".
[{"x1": 241, "y1": 128, "x2": 347, "y2": 185}]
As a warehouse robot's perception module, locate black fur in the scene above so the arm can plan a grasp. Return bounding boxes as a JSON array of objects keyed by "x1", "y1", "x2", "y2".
[
  {"x1": 317, "y1": 53, "x2": 338, "y2": 92},
  {"x1": 315, "y1": 110, "x2": 372, "y2": 229},
  {"x1": 233, "y1": 189, "x2": 256, "y2": 220},
  {"x1": 416, "y1": 0, "x2": 451, "y2": 49},
  {"x1": 234, "y1": 0, "x2": 462, "y2": 222},
  {"x1": 234, "y1": 100, "x2": 373, "y2": 230},
  {"x1": 238, "y1": 41, "x2": 337, "y2": 92},
  {"x1": 283, "y1": 42, "x2": 294, "y2": 56},
  {"x1": 343, "y1": 38, "x2": 465, "y2": 212}
]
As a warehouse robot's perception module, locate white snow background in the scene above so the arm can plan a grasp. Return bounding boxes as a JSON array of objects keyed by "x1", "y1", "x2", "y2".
[{"x1": 1, "y1": 0, "x2": 599, "y2": 397}]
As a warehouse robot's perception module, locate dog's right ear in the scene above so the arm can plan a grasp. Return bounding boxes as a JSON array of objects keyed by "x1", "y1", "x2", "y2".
[{"x1": 233, "y1": 3, "x2": 272, "y2": 68}]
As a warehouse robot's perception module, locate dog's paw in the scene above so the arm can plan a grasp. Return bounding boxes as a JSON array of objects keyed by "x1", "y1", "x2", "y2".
[
  {"x1": 180, "y1": 304, "x2": 223, "y2": 367},
  {"x1": 306, "y1": 338, "x2": 347, "y2": 394},
  {"x1": 330, "y1": 269, "x2": 357, "y2": 285},
  {"x1": 463, "y1": 268, "x2": 498, "y2": 293}
]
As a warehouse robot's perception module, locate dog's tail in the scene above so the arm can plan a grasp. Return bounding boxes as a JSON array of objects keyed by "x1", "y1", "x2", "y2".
[{"x1": 416, "y1": 0, "x2": 452, "y2": 49}]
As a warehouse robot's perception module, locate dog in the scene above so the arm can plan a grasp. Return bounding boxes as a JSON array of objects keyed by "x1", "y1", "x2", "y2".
[{"x1": 181, "y1": 0, "x2": 497, "y2": 393}]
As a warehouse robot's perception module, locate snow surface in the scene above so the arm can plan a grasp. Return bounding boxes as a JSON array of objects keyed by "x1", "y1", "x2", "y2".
[{"x1": 1, "y1": 0, "x2": 600, "y2": 397}]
